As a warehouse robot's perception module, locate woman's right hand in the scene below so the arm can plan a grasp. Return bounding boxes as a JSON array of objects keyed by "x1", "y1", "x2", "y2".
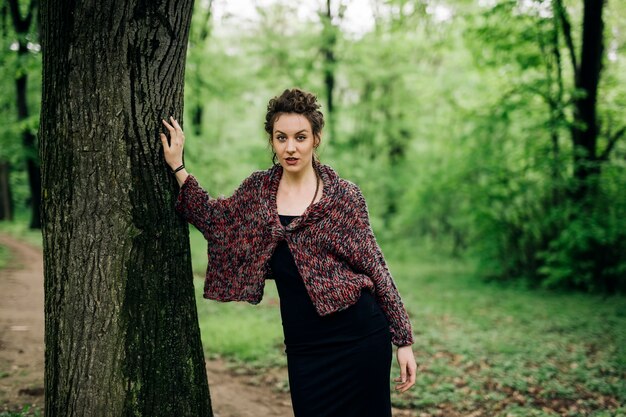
[{"x1": 160, "y1": 116, "x2": 185, "y2": 170}]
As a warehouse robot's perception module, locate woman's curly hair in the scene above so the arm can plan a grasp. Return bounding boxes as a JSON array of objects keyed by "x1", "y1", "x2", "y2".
[{"x1": 264, "y1": 88, "x2": 325, "y2": 143}]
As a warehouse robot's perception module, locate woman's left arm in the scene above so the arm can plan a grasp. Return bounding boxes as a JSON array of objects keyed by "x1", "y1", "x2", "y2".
[
  {"x1": 346, "y1": 184, "x2": 417, "y2": 391},
  {"x1": 347, "y1": 184, "x2": 414, "y2": 346}
]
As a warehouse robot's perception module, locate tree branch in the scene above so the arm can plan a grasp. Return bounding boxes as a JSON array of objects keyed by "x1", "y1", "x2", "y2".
[
  {"x1": 198, "y1": 0, "x2": 213, "y2": 41},
  {"x1": 24, "y1": 0, "x2": 37, "y2": 29},
  {"x1": 7, "y1": 0, "x2": 24, "y2": 31},
  {"x1": 600, "y1": 126, "x2": 626, "y2": 161},
  {"x1": 553, "y1": 0, "x2": 578, "y2": 76},
  {"x1": 7, "y1": 0, "x2": 36, "y2": 33}
]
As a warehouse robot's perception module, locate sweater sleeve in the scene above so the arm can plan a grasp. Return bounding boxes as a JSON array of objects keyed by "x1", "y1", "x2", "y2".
[
  {"x1": 174, "y1": 171, "x2": 263, "y2": 240},
  {"x1": 348, "y1": 185, "x2": 414, "y2": 347},
  {"x1": 174, "y1": 174, "x2": 230, "y2": 239}
]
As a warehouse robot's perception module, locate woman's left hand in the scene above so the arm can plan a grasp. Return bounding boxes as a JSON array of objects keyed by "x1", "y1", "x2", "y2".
[{"x1": 394, "y1": 345, "x2": 417, "y2": 392}]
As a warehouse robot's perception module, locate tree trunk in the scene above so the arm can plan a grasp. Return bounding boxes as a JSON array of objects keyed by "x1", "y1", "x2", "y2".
[
  {"x1": 0, "y1": 162, "x2": 13, "y2": 221},
  {"x1": 16, "y1": 74, "x2": 42, "y2": 229},
  {"x1": 571, "y1": 0, "x2": 606, "y2": 201},
  {"x1": 322, "y1": 0, "x2": 336, "y2": 116},
  {"x1": 8, "y1": 0, "x2": 41, "y2": 228},
  {"x1": 321, "y1": 0, "x2": 338, "y2": 145},
  {"x1": 189, "y1": 0, "x2": 213, "y2": 137},
  {"x1": 39, "y1": 1, "x2": 212, "y2": 416}
]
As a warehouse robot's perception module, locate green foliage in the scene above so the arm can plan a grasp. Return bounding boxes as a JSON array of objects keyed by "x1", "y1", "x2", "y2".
[
  {"x1": 0, "y1": 404, "x2": 42, "y2": 417},
  {"x1": 0, "y1": 243, "x2": 8, "y2": 268},
  {"x1": 537, "y1": 170, "x2": 626, "y2": 292},
  {"x1": 387, "y1": 258, "x2": 626, "y2": 415},
  {"x1": 0, "y1": 210, "x2": 43, "y2": 248}
]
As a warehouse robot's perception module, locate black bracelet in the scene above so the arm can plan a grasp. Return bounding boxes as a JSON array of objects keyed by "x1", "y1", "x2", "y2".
[{"x1": 171, "y1": 164, "x2": 185, "y2": 174}]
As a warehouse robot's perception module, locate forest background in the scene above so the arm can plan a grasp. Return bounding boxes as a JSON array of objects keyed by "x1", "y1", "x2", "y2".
[{"x1": 1, "y1": 0, "x2": 625, "y2": 416}]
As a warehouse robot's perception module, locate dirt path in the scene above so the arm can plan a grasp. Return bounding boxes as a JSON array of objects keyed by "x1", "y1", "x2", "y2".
[
  {"x1": 0, "y1": 233, "x2": 294, "y2": 416},
  {"x1": 0, "y1": 234, "x2": 45, "y2": 412},
  {"x1": 0, "y1": 233, "x2": 415, "y2": 416}
]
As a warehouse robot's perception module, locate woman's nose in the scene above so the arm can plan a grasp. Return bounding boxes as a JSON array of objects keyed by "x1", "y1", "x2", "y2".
[{"x1": 286, "y1": 138, "x2": 296, "y2": 152}]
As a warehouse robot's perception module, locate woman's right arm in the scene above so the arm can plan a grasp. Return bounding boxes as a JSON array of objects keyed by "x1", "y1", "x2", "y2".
[
  {"x1": 174, "y1": 173, "x2": 222, "y2": 238},
  {"x1": 174, "y1": 168, "x2": 189, "y2": 187},
  {"x1": 159, "y1": 115, "x2": 260, "y2": 238},
  {"x1": 160, "y1": 116, "x2": 214, "y2": 235}
]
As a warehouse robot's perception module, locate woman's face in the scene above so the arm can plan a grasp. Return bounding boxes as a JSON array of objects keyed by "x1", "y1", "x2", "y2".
[{"x1": 271, "y1": 113, "x2": 320, "y2": 174}]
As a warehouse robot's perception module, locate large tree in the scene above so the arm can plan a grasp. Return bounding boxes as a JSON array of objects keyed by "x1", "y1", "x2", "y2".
[{"x1": 39, "y1": 1, "x2": 212, "y2": 415}]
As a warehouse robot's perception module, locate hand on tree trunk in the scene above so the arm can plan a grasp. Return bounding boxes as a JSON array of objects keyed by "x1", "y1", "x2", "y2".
[{"x1": 161, "y1": 116, "x2": 185, "y2": 170}]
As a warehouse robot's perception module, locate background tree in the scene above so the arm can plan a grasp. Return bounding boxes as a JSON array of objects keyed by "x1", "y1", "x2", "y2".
[
  {"x1": 1, "y1": 0, "x2": 41, "y2": 226},
  {"x1": 554, "y1": 0, "x2": 615, "y2": 201},
  {"x1": 39, "y1": 1, "x2": 212, "y2": 415},
  {"x1": 456, "y1": 0, "x2": 626, "y2": 291}
]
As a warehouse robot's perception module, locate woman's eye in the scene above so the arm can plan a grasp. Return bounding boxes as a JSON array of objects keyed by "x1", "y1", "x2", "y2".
[{"x1": 297, "y1": 136, "x2": 306, "y2": 141}]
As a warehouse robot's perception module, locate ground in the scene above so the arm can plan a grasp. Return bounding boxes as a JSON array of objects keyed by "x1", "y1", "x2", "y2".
[
  {"x1": 0, "y1": 233, "x2": 295, "y2": 416},
  {"x1": 0, "y1": 233, "x2": 415, "y2": 416}
]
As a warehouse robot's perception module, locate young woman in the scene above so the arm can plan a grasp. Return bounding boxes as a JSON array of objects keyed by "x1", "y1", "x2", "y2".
[{"x1": 160, "y1": 88, "x2": 416, "y2": 416}]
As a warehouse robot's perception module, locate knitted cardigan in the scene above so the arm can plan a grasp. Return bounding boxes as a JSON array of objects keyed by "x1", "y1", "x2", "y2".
[{"x1": 174, "y1": 159, "x2": 414, "y2": 347}]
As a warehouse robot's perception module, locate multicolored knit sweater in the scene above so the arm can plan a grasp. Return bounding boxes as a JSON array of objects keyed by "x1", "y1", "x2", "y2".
[{"x1": 175, "y1": 159, "x2": 414, "y2": 347}]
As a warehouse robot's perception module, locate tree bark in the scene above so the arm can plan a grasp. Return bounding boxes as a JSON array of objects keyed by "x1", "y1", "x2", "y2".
[{"x1": 39, "y1": 1, "x2": 212, "y2": 416}]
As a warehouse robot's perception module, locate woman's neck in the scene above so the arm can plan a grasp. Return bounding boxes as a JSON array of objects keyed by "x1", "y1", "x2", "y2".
[{"x1": 281, "y1": 163, "x2": 317, "y2": 191}]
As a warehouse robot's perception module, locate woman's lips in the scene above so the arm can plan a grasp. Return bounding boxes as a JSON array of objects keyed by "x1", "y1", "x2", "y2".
[{"x1": 286, "y1": 157, "x2": 299, "y2": 165}]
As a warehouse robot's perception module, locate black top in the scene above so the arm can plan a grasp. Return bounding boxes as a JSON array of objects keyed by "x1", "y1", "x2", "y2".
[{"x1": 269, "y1": 214, "x2": 389, "y2": 354}]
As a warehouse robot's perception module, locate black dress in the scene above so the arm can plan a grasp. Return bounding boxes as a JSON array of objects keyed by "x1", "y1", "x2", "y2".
[{"x1": 268, "y1": 214, "x2": 393, "y2": 417}]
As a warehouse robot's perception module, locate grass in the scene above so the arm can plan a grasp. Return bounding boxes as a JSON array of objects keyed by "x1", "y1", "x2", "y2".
[
  {"x1": 0, "y1": 245, "x2": 8, "y2": 269},
  {"x1": 389, "y1": 258, "x2": 626, "y2": 416},
  {"x1": 0, "y1": 213, "x2": 43, "y2": 250},
  {"x1": 0, "y1": 405, "x2": 42, "y2": 417},
  {"x1": 0, "y1": 215, "x2": 43, "y2": 271},
  {"x1": 189, "y1": 227, "x2": 626, "y2": 417},
  {"x1": 2, "y1": 217, "x2": 624, "y2": 416}
]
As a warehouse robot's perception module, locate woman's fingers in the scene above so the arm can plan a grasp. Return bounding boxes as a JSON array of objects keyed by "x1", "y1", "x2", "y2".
[
  {"x1": 171, "y1": 116, "x2": 182, "y2": 132},
  {"x1": 162, "y1": 118, "x2": 175, "y2": 132},
  {"x1": 394, "y1": 383, "x2": 408, "y2": 392},
  {"x1": 162, "y1": 117, "x2": 184, "y2": 141},
  {"x1": 159, "y1": 132, "x2": 169, "y2": 149},
  {"x1": 410, "y1": 360, "x2": 417, "y2": 376},
  {"x1": 171, "y1": 117, "x2": 185, "y2": 146},
  {"x1": 394, "y1": 364, "x2": 416, "y2": 392},
  {"x1": 394, "y1": 371, "x2": 409, "y2": 391},
  {"x1": 405, "y1": 364, "x2": 416, "y2": 390},
  {"x1": 394, "y1": 374, "x2": 412, "y2": 392},
  {"x1": 394, "y1": 349, "x2": 417, "y2": 392},
  {"x1": 159, "y1": 116, "x2": 186, "y2": 170},
  {"x1": 162, "y1": 117, "x2": 185, "y2": 145}
]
